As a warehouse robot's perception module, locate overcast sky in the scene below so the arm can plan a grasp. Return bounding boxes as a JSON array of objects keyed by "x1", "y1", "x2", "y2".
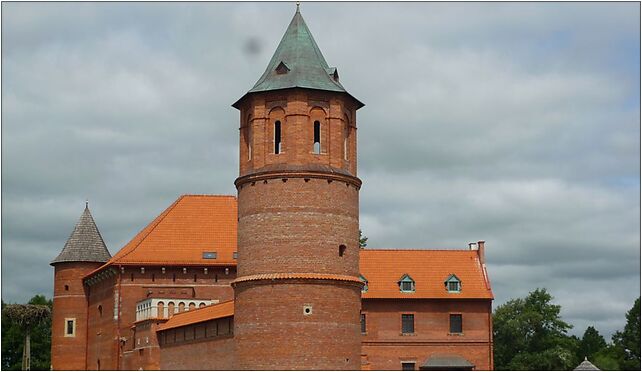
[{"x1": 2, "y1": 2, "x2": 639, "y2": 339}]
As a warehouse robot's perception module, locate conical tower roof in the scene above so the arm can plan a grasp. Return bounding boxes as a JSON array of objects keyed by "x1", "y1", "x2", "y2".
[
  {"x1": 51, "y1": 203, "x2": 111, "y2": 265},
  {"x1": 233, "y1": 7, "x2": 363, "y2": 108},
  {"x1": 573, "y1": 357, "x2": 600, "y2": 371}
]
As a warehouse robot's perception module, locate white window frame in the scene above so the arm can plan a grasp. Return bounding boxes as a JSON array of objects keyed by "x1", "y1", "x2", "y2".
[{"x1": 64, "y1": 318, "x2": 76, "y2": 337}]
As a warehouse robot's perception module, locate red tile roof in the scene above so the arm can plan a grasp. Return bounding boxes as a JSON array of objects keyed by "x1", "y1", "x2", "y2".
[
  {"x1": 85, "y1": 195, "x2": 237, "y2": 279},
  {"x1": 157, "y1": 300, "x2": 234, "y2": 332},
  {"x1": 359, "y1": 249, "x2": 493, "y2": 300}
]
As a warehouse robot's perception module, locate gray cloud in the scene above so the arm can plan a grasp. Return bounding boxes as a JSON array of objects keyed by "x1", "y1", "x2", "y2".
[{"x1": 2, "y1": 2, "x2": 639, "y2": 340}]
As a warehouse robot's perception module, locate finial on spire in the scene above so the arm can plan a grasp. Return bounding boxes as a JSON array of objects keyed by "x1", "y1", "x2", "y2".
[
  {"x1": 85, "y1": 199, "x2": 89, "y2": 208},
  {"x1": 296, "y1": 1, "x2": 300, "y2": 12}
]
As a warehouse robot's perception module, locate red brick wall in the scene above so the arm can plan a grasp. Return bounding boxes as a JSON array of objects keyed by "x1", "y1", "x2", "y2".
[
  {"x1": 361, "y1": 299, "x2": 493, "y2": 370},
  {"x1": 237, "y1": 89, "x2": 359, "y2": 177},
  {"x1": 235, "y1": 88, "x2": 363, "y2": 370},
  {"x1": 237, "y1": 177, "x2": 360, "y2": 277},
  {"x1": 85, "y1": 265, "x2": 236, "y2": 370},
  {"x1": 158, "y1": 317, "x2": 235, "y2": 370},
  {"x1": 51, "y1": 262, "x2": 103, "y2": 370},
  {"x1": 234, "y1": 281, "x2": 362, "y2": 370}
]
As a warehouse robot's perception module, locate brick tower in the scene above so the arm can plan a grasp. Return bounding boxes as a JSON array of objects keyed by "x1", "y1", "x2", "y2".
[
  {"x1": 231, "y1": 7, "x2": 365, "y2": 370},
  {"x1": 50, "y1": 203, "x2": 111, "y2": 370}
]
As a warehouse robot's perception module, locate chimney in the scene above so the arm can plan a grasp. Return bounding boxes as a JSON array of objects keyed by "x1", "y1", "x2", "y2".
[
  {"x1": 468, "y1": 242, "x2": 478, "y2": 250},
  {"x1": 477, "y1": 240, "x2": 486, "y2": 265}
]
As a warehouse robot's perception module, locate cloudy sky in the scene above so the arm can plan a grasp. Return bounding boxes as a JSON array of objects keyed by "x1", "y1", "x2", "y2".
[{"x1": 2, "y1": 2, "x2": 639, "y2": 339}]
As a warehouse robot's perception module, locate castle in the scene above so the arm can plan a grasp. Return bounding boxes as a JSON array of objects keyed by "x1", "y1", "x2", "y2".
[{"x1": 50, "y1": 7, "x2": 494, "y2": 371}]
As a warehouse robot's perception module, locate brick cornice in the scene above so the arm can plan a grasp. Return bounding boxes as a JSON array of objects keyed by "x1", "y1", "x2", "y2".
[{"x1": 235, "y1": 169, "x2": 361, "y2": 189}]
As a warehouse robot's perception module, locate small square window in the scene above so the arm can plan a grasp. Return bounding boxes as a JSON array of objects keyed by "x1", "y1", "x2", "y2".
[
  {"x1": 402, "y1": 362, "x2": 416, "y2": 371},
  {"x1": 450, "y1": 314, "x2": 463, "y2": 334},
  {"x1": 401, "y1": 314, "x2": 414, "y2": 334},
  {"x1": 64, "y1": 318, "x2": 76, "y2": 337},
  {"x1": 448, "y1": 281, "x2": 460, "y2": 292}
]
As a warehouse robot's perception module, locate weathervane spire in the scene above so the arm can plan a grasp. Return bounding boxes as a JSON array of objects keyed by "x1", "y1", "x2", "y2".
[{"x1": 296, "y1": 1, "x2": 300, "y2": 13}]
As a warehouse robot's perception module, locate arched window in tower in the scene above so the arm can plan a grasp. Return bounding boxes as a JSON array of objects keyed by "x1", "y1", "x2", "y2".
[
  {"x1": 313, "y1": 121, "x2": 321, "y2": 154},
  {"x1": 157, "y1": 302, "x2": 165, "y2": 318},
  {"x1": 178, "y1": 302, "x2": 185, "y2": 313},
  {"x1": 98, "y1": 305, "x2": 103, "y2": 318},
  {"x1": 168, "y1": 302, "x2": 175, "y2": 317},
  {"x1": 275, "y1": 120, "x2": 282, "y2": 154},
  {"x1": 344, "y1": 115, "x2": 350, "y2": 161},
  {"x1": 244, "y1": 114, "x2": 253, "y2": 161}
]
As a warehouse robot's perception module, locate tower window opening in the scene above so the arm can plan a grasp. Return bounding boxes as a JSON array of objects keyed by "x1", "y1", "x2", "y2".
[
  {"x1": 193, "y1": 274, "x2": 197, "y2": 282},
  {"x1": 344, "y1": 122, "x2": 349, "y2": 160},
  {"x1": 274, "y1": 120, "x2": 282, "y2": 154},
  {"x1": 64, "y1": 318, "x2": 76, "y2": 337},
  {"x1": 172, "y1": 274, "x2": 176, "y2": 282},
  {"x1": 130, "y1": 273, "x2": 134, "y2": 282},
  {"x1": 98, "y1": 305, "x2": 103, "y2": 318},
  {"x1": 64, "y1": 284, "x2": 69, "y2": 291},
  {"x1": 313, "y1": 121, "x2": 321, "y2": 154},
  {"x1": 339, "y1": 244, "x2": 347, "y2": 257},
  {"x1": 152, "y1": 274, "x2": 155, "y2": 282}
]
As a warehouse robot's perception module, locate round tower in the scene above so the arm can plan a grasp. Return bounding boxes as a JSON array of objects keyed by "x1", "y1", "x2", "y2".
[
  {"x1": 231, "y1": 8, "x2": 364, "y2": 370},
  {"x1": 50, "y1": 203, "x2": 111, "y2": 370}
]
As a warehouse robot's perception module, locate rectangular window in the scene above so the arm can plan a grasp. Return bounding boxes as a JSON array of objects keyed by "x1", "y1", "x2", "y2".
[
  {"x1": 202, "y1": 252, "x2": 217, "y2": 259},
  {"x1": 64, "y1": 318, "x2": 76, "y2": 337},
  {"x1": 401, "y1": 362, "x2": 415, "y2": 371},
  {"x1": 450, "y1": 314, "x2": 463, "y2": 333},
  {"x1": 448, "y1": 281, "x2": 460, "y2": 292},
  {"x1": 275, "y1": 121, "x2": 281, "y2": 154},
  {"x1": 313, "y1": 121, "x2": 321, "y2": 154},
  {"x1": 401, "y1": 281, "x2": 413, "y2": 292},
  {"x1": 401, "y1": 314, "x2": 414, "y2": 334},
  {"x1": 360, "y1": 313, "x2": 367, "y2": 334},
  {"x1": 233, "y1": 251, "x2": 238, "y2": 259}
]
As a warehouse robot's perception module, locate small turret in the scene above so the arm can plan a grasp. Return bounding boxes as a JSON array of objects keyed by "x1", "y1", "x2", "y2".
[{"x1": 51, "y1": 202, "x2": 110, "y2": 370}]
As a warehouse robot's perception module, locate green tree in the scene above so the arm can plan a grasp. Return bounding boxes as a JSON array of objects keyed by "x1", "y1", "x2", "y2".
[
  {"x1": 359, "y1": 229, "x2": 368, "y2": 248},
  {"x1": 1, "y1": 295, "x2": 52, "y2": 371},
  {"x1": 493, "y1": 288, "x2": 575, "y2": 370},
  {"x1": 612, "y1": 297, "x2": 640, "y2": 370},
  {"x1": 592, "y1": 345, "x2": 623, "y2": 371},
  {"x1": 577, "y1": 326, "x2": 607, "y2": 362}
]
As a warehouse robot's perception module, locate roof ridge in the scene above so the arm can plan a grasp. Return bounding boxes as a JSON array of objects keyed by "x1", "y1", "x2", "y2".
[
  {"x1": 180, "y1": 194, "x2": 236, "y2": 198},
  {"x1": 111, "y1": 195, "x2": 187, "y2": 263}
]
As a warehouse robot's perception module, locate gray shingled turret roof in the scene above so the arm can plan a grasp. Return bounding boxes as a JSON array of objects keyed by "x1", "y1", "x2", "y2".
[
  {"x1": 233, "y1": 7, "x2": 363, "y2": 109},
  {"x1": 51, "y1": 203, "x2": 111, "y2": 265},
  {"x1": 574, "y1": 357, "x2": 600, "y2": 371}
]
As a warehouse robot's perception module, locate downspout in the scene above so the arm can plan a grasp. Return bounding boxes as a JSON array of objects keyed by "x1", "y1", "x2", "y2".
[
  {"x1": 116, "y1": 269, "x2": 122, "y2": 370},
  {"x1": 488, "y1": 300, "x2": 493, "y2": 370},
  {"x1": 85, "y1": 280, "x2": 90, "y2": 370}
]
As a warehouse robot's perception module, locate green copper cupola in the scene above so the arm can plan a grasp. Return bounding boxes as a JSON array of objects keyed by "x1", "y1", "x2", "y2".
[{"x1": 233, "y1": 7, "x2": 363, "y2": 108}]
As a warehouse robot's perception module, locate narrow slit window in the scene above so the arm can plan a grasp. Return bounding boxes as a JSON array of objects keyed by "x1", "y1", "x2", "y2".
[
  {"x1": 339, "y1": 244, "x2": 346, "y2": 257},
  {"x1": 313, "y1": 121, "x2": 321, "y2": 154},
  {"x1": 361, "y1": 313, "x2": 367, "y2": 333},
  {"x1": 274, "y1": 120, "x2": 281, "y2": 154},
  {"x1": 344, "y1": 123, "x2": 349, "y2": 160}
]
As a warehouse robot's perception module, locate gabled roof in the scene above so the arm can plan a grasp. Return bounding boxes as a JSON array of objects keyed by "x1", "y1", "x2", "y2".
[
  {"x1": 233, "y1": 8, "x2": 363, "y2": 109},
  {"x1": 87, "y1": 195, "x2": 237, "y2": 276},
  {"x1": 51, "y1": 204, "x2": 111, "y2": 265},
  {"x1": 157, "y1": 300, "x2": 234, "y2": 332},
  {"x1": 360, "y1": 249, "x2": 493, "y2": 299}
]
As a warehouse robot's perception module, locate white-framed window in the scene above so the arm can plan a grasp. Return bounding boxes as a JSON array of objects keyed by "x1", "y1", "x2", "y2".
[
  {"x1": 64, "y1": 318, "x2": 76, "y2": 337},
  {"x1": 398, "y1": 274, "x2": 415, "y2": 293},
  {"x1": 444, "y1": 274, "x2": 462, "y2": 293}
]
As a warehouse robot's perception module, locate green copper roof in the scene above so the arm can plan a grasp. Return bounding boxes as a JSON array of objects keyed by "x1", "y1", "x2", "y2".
[{"x1": 233, "y1": 8, "x2": 363, "y2": 108}]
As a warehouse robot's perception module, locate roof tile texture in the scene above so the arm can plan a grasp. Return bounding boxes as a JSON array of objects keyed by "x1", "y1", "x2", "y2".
[
  {"x1": 51, "y1": 205, "x2": 111, "y2": 265},
  {"x1": 360, "y1": 249, "x2": 493, "y2": 299},
  {"x1": 157, "y1": 300, "x2": 234, "y2": 331},
  {"x1": 106, "y1": 195, "x2": 237, "y2": 266}
]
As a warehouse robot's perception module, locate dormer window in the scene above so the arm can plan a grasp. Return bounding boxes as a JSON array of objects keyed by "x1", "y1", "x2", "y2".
[
  {"x1": 445, "y1": 274, "x2": 461, "y2": 293},
  {"x1": 398, "y1": 274, "x2": 415, "y2": 293},
  {"x1": 359, "y1": 274, "x2": 368, "y2": 293},
  {"x1": 276, "y1": 61, "x2": 290, "y2": 75}
]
